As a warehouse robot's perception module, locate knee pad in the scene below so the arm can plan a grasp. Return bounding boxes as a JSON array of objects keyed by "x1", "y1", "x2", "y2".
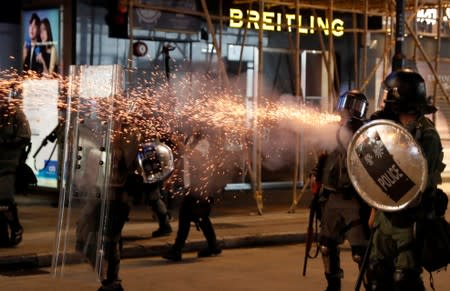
[
  {"x1": 351, "y1": 245, "x2": 367, "y2": 265},
  {"x1": 320, "y1": 245, "x2": 329, "y2": 256},
  {"x1": 319, "y1": 242, "x2": 340, "y2": 275},
  {"x1": 352, "y1": 253, "x2": 362, "y2": 265}
]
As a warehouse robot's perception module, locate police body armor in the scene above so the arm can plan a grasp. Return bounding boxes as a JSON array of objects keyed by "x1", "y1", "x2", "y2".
[
  {"x1": 320, "y1": 122, "x2": 356, "y2": 194},
  {"x1": 321, "y1": 89, "x2": 368, "y2": 198},
  {"x1": 321, "y1": 150, "x2": 352, "y2": 195}
]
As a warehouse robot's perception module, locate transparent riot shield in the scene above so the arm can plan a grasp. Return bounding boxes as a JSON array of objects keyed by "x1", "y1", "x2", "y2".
[
  {"x1": 347, "y1": 119, "x2": 428, "y2": 212},
  {"x1": 52, "y1": 65, "x2": 125, "y2": 280}
]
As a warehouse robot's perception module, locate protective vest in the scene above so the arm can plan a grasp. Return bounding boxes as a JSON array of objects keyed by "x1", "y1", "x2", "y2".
[
  {"x1": 412, "y1": 116, "x2": 445, "y2": 190},
  {"x1": 320, "y1": 149, "x2": 352, "y2": 193},
  {"x1": 319, "y1": 124, "x2": 354, "y2": 193},
  {"x1": 385, "y1": 116, "x2": 446, "y2": 225}
]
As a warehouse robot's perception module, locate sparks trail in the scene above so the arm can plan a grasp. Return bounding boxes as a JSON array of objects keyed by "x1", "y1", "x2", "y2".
[
  {"x1": 260, "y1": 103, "x2": 341, "y2": 128},
  {"x1": 1, "y1": 68, "x2": 345, "y2": 198},
  {"x1": 2, "y1": 69, "x2": 340, "y2": 141}
]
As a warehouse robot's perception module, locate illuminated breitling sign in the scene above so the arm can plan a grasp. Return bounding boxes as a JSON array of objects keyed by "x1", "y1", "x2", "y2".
[{"x1": 229, "y1": 8, "x2": 345, "y2": 37}]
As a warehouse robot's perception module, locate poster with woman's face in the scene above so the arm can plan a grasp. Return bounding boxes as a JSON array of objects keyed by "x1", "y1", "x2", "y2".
[
  {"x1": 21, "y1": 9, "x2": 61, "y2": 188},
  {"x1": 22, "y1": 9, "x2": 60, "y2": 74}
]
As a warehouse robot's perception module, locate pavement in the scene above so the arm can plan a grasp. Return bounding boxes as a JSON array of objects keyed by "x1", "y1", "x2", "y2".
[
  {"x1": 0, "y1": 188, "x2": 312, "y2": 271},
  {"x1": 2, "y1": 166, "x2": 450, "y2": 274},
  {"x1": 1, "y1": 178, "x2": 450, "y2": 273}
]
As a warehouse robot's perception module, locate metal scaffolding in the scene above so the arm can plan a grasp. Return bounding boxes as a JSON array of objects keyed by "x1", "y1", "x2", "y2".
[{"x1": 127, "y1": 0, "x2": 450, "y2": 214}]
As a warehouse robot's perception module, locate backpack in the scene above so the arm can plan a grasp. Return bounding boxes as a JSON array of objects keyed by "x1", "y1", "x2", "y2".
[
  {"x1": 415, "y1": 188, "x2": 450, "y2": 273},
  {"x1": 411, "y1": 118, "x2": 450, "y2": 273}
]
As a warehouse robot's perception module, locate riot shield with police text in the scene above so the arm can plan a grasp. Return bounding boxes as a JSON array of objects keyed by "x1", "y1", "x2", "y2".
[
  {"x1": 347, "y1": 119, "x2": 427, "y2": 212},
  {"x1": 52, "y1": 65, "x2": 129, "y2": 280}
]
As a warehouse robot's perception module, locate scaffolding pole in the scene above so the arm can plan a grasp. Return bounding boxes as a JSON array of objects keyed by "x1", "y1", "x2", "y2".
[
  {"x1": 432, "y1": 0, "x2": 443, "y2": 124},
  {"x1": 199, "y1": 0, "x2": 229, "y2": 88},
  {"x1": 253, "y1": 0, "x2": 265, "y2": 215},
  {"x1": 289, "y1": 0, "x2": 304, "y2": 212},
  {"x1": 404, "y1": 16, "x2": 450, "y2": 104}
]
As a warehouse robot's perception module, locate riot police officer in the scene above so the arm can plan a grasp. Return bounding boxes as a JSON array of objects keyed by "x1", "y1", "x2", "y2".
[
  {"x1": 366, "y1": 69, "x2": 444, "y2": 291},
  {"x1": 0, "y1": 86, "x2": 31, "y2": 247},
  {"x1": 135, "y1": 138, "x2": 174, "y2": 238},
  {"x1": 162, "y1": 130, "x2": 223, "y2": 261},
  {"x1": 310, "y1": 90, "x2": 370, "y2": 291},
  {"x1": 75, "y1": 121, "x2": 138, "y2": 291}
]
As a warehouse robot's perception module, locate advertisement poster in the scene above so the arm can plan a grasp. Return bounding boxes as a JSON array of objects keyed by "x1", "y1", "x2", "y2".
[
  {"x1": 21, "y1": 8, "x2": 61, "y2": 188},
  {"x1": 22, "y1": 9, "x2": 60, "y2": 74},
  {"x1": 22, "y1": 79, "x2": 60, "y2": 188}
]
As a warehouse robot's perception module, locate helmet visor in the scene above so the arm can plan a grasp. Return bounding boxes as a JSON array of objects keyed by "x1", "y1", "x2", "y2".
[{"x1": 336, "y1": 93, "x2": 368, "y2": 119}]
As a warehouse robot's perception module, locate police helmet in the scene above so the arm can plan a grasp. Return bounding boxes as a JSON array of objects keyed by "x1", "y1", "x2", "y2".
[
  {"x1": 136, "y1": 141, "x2": 174, "y2": 184},
  {"x1": 336, "y1": 89, "x2": 368, "y2": 120},
  {"x1": 382, "y1": 69, "x2": 436, "y2": 115}
]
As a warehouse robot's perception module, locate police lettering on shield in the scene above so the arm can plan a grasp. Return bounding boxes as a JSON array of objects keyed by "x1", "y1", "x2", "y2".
[
  {"x1": 377, "y1": 164, "x2": 404, "y2": 192},
  {"x1": 357, "y1": 131, "x2": 415, "y2": 202}
]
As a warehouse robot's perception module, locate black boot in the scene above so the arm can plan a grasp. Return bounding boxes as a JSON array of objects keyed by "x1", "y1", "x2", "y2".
[
  {"x1": 197, "y1": 216, "x2": 221, "y2": 258},
  {"x1": 325, "y1": 272, "x2": 342, "y2": 291},
  {"x1": 98, "y1": 228, "x2": 124, "y2": 291},
  {"x1": 0, "y1": 201, "x2": 23, "y2": 246},
  {"x1": 98, "y1": 279, "x2": 124, "y2": 291},
  {"x1": 163, "y1": 205, "x2": 191, "y2": 262},
  {"x1": 393, "y1": 269, "x2": 425, "y2": 291},
  {"x1": 152, "y1": 225, "x2": 172, "y2": 237},
  {"x1": 198, "y1": 247, "x2": 222, "y2": 258},
  {"x1": 162, "y1": 246, "x2": 182, "y2": 261},
  {"x1": 150, "y1": 196, "x2": 172, "y2": 237},
  {"x1": 0, "y1": 214, "x2": 10, "y2": 247},
  {"x1": 9, "y1": 225, "x2": 23, "y2": 246}
]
